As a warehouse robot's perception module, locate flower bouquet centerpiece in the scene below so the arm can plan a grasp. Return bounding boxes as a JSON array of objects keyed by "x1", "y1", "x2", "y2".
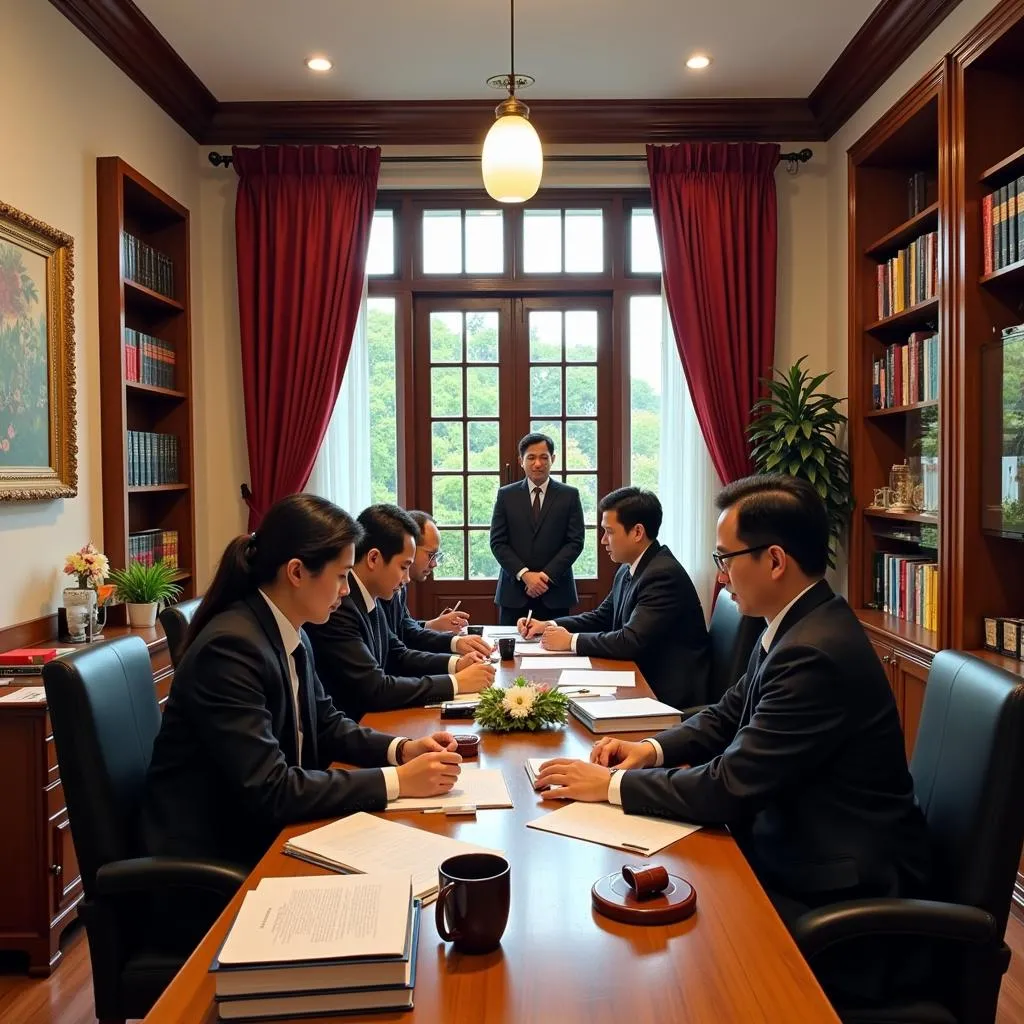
[
  {"x1": 474, "y1": 677, "x2": 570, "y2": 733},
  {"x1": 62, "y1": 543, "x2": 114, "y2": 641}
]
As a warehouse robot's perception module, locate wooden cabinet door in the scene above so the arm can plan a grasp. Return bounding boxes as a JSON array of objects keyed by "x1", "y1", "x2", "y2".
[
  {"x1": 868, "y1": 638, "x2": 902, "y2": 723},
  {"x1": 894, "y1": 654, "x2": 930, "y2": 760},
  {"x1": 50, "y1": 816, "x2": 81, "y2": 915}
]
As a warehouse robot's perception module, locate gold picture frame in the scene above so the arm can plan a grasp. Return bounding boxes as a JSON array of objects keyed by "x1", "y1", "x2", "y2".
[{"x1": 0, "y1": 200, "x2": 77, "y2": 500}]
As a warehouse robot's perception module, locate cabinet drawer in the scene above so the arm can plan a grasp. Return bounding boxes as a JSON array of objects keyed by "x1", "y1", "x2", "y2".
[{"x1": 45, "y1": 778, "x2": 64, "y2": 820}]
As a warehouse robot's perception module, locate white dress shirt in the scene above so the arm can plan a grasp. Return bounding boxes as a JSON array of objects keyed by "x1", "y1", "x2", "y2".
[
  {"x1": 516, "y1": 478, "x2": 552, "y2": 582},
  {"x1": 569, "y1": 543, "x2": 651, "y2": 653},
  {"x1": 259, "y1": 589, "x2": 402, "y2": 800},
  {"x1": 606, "y1": 580, "x2": 822, "y2": 805}
]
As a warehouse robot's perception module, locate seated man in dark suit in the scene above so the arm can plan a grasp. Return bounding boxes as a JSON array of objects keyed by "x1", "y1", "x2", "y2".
[
  {"x1": 520, "y1": 487, "x2": 709, "y2": 708},
  {"x1": 535, "y1": 475, "x2": 931, "y2": 999},
  {"x1": 381, "y1": 510, "x2": 492, "y2": 659},
  {"x1": 306, "y1": 504, "x2": 495, "y2": 721},
  {"x1": 489, "y1": 432, "x2": 585, "y2": 625}
]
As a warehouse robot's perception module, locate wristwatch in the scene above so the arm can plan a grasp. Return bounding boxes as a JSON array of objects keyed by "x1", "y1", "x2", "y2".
[{"x1": 396, "y1": 738, "x2": 410, "y2": 765}]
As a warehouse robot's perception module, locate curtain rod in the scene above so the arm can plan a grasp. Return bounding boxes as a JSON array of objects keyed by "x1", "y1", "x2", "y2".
[{"x1": 207, "y1": 148, "x2": 812, "y2": 170}]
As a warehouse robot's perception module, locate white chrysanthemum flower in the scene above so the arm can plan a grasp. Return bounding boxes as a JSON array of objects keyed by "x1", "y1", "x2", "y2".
[{"x1": 501, "y1": 685, "x2": 537, "y2": 719}]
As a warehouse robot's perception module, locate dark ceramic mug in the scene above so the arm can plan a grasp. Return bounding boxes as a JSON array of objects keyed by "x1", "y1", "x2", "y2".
[{"x1": 436, "y1": 852, "x2": 510, "y2": 954}]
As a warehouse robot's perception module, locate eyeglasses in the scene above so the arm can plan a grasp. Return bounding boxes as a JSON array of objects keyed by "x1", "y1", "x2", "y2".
[
  {"x1": 424, "y1": 549, "x2": 445, "y2": 567},
  {"x1": 712, "y1": 544, "x2": 770, "y2": 573}
]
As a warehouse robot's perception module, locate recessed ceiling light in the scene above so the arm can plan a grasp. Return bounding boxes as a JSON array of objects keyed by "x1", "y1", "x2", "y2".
[
  {"x1": 686, "y1": 55, "x2": 712, "y2": 70},
  {"x1": 306, "y1": 56, "x2": 333, "y2": 72}
]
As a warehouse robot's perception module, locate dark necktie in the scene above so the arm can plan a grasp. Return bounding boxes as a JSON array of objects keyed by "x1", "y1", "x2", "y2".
[
  {"x1": 291, "y1": 643, "x2": 310, "y2": 767},
  {"x1": 531, "y1": 486, "x2": 542, "y2": 524}
]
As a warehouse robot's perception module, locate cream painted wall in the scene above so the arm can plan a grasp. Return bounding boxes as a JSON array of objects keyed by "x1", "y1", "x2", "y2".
[{"x1": 0, "y1": 0, "x2": 209, "y2": 626}]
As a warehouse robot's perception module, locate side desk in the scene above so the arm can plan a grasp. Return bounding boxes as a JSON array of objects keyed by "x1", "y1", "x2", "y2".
[
  {"x1": 143, "y1": 658, "x2": 840, "y2": 1024},
  {"x1": 0, "y1": 620, "x2": 172, "y2": 975}
]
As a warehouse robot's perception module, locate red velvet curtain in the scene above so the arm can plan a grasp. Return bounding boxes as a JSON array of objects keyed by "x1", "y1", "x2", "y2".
[
  {"x1": 647, "y1": 142, "x2": 780, "y2": 484},
  {"x1": 233, "y1": 144, "x2": 381, "y2": 529}
]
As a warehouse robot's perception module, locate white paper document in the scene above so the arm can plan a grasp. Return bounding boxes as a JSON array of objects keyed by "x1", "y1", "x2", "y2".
[
  {"x1": 558, "y1": 686, "x2": 617, "y2": 698},
  {"x1": 558, "y1": 670, "x2": 635, "y2": 689},
  {"x1": 526, "y1": 801, "x2": 700, "y2": 856},
  {"x1": 0, "y1": 687, "x2": 47, "y2": 703},
  {"x1": 482, "y1": 626, "x2": 521, "y2": 638},
  {"x1": 383, "y1": 768, "x2": 512, "y2": 811},
  {"x1": 511, "y1": 645, "x2": 579, "y2": 657},
  {"x1": 524, "y1": 757, "x2": 563, "y2": 790},
  {"x1": 218, "y1": 873, "x2": 412, "y2": 966},
  {"x1": 518, "y1": 656, "x2": 593, "y2": 671},
  {"x1": 283, "y1": 812, "x2": 503, "y2": 903}
]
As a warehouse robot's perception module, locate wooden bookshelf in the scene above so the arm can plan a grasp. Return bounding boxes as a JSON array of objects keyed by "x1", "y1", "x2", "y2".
[{"x1": 97, "y1": 157, "x2": 196, "y2": 615}]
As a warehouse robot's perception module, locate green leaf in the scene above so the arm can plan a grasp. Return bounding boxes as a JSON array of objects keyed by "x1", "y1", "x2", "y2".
[{"x1": 784, "y1": 424, "x2": 799, "y2": 445}]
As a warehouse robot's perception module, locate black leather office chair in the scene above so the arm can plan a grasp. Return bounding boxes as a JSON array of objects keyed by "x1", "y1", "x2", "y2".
[
  {"x1": 792, "y1": 650, "x2": 1024, "y2": 1024},
  {"x1": 159, "y1": 595, "x2": 201, "y2": 669},
  {"x1": 43, "y1": 636, "x2": 246, "y2": 1024}
]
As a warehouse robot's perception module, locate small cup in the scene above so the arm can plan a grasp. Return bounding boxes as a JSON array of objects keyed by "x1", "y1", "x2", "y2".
[
  {"x1": 436, "y1": 852, "x2": 510, "y2": 954},
  {"x1": 497, "y1": 636, "x2": 516, "y2": 661},
  {"x1": 453, "y1": 733, "x2": 480, "y2": 758},
  {"x1": 466, "y1": 625, "x2": 485, "y2": 636}
]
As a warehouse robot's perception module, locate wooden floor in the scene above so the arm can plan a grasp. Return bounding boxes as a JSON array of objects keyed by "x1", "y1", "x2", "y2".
[{"x1": 2, "y1": 913, "x2": 1024, "y2": 1024}]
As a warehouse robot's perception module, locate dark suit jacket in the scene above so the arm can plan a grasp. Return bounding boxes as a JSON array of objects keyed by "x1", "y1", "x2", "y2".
[
  {"x1": 621, "y1": 581, "x2": 931, "y2": 906},
  {"x1": 489, "y1": 477, "x2": 585, "y2": 610},
  {"x1": 381, "y1": 586, "x2": 453, "y2": 654},
  {"x1": 306, "y1": 575, "x2": 454, "y2": 721},
  {"x1": 140, "y1": 593, "x2": 394, "y2": 867},
  {"x1": 555, "y1": 542, "x2": 710, "y2": 709}
]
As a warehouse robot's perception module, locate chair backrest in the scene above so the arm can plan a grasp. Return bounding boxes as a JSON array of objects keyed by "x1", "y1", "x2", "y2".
[
  {"x1": 159, "y1": 596, "x2": 202, "y2": 669},
  {"x1": 707, "y1": 589, "x2": 763, "y2": 702},
  {"x1": 42, "y1": 636, "x2": 162, "y2": 894},
  {"x1": 910, "y1": 649, "x2": 1024, "y2": 935}
]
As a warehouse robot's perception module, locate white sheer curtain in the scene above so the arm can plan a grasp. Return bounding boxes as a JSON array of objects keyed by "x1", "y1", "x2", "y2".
[
  {"x1": 657, "y1": 291, "x2": 723, "y2": 623},
  {"x1": 306, "y1": 281, "x2": 372, "y2": 514}
]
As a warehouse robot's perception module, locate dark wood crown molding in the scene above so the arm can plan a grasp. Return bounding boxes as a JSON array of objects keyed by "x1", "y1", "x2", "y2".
[
  {"x1": 49, "y1": 0, "x2": 970, "y2": 146},
  {"x1": 47, "y1": 0, "x2": 216, "y2": 140},
  {"x1": 811, "y1": 0, "x2": 965, "y2": 138}
]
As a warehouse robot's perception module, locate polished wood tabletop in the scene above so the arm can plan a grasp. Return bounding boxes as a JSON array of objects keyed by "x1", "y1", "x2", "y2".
[{"x1": 143, "y1": 657, "x2": 840, "y2": 1024}]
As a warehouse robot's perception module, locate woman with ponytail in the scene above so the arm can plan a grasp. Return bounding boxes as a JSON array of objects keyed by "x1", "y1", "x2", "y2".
[{"x1": 141, "y1": 494, "x2": 462, "y2": 868}]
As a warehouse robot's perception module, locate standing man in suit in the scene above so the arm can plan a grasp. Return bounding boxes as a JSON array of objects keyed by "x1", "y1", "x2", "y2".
[
  {"x1": 381, "y1": 510, "x2": 493, "y2": 657},
  {"x1": 519, "y1": 487, "x2": 709, "y2": 708},
  {"x1": 306, "y1": 505, "x2": 495, "y2": 721},
  {"x1": 535, "y1": 475, "x2": 930, "y2": 942},
  {"x1": 490, "y1": 432, "x2": 585, "y2": 626}
]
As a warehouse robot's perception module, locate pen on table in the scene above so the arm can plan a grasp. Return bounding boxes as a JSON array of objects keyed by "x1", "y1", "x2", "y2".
[
  {"x1": 525, "y1": 608, "x2": 533, "y2": 627},
  {"x1": 621, "y1": 842, "x2": 650, "y2": 853},
  {"x1": 423, "y1": 805, "x2": 476, "y2": 815}
]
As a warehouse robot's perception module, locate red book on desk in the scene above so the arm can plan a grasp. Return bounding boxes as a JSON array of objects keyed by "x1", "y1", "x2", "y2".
[{"x1": 0, "y1": 648, "x2": 65, "y2": 667}]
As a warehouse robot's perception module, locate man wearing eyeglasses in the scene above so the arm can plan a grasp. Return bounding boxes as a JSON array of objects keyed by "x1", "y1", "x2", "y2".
[
  {"x1": 381, "y1": 510, "x2": 493, "y2": 658},
  {"x1": 534, "y1": 474, "x2": 930, "y2": 1001}
]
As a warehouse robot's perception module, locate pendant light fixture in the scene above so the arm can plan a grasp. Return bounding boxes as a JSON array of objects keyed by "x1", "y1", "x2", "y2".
[{"x1": 481, "y1": 0, "x2": 543, "y2": 203}]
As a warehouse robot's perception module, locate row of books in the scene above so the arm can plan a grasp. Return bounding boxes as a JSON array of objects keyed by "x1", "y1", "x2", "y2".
[
  {"x1": 907, "y1": 170, "x2": 931, "y2": 218},
  {"x1": 871, "y1": 554, "x2": 939, "y2": 631},
  {"x1": 0, "y1": 647, "x2": 73, "y2": 678},
  {"x1": 127, "y1": 430, "x2": 179, "y2": 487},
  {"x1": 875, "y1": 231, "x2": 938, "y2": 320},
  {"x1": 871, "y1": 331, "x2": 940, "y2": 408},
  {"x1": 124, "y1": 329, "x2": 176, "y2": 390},
  {"x1": 129, "y1": 529, "x2": 179, "y2": 569},
  {"x1": 983, "y1": 616, "x2": 1024, "y2": 661},
  {"x1": 981, "y1": 177, "x2": 1024, "y2": 274},
  {"x1": 121, "y1": 231, "x2": 175, "y2": 299}
]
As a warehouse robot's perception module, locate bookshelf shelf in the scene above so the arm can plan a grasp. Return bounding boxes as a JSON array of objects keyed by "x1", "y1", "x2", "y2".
[
  {"x1": 855, "y1": 609, "x2": 939, "y2": 655},
  {"x1": 979, "y1": 257, "x2": 1024, "y2": 286},
  {"x1": 865, "y1": 297, "x2": 940, "y2": 336},
  {"x1": 124, "y1": 278, "x2": 185, "y2": 313},
  {"x1": 864, "y1": 509, "x2": 939, "y2": 524},
  {"x1": 127, "y1": 483, "x2": 189, "y2": 494},
  {"x1": 980, "y1": 143, "x2": 1024, "y2": 186},
  {"x1": 126, "y1": 381, "x2": 187, "y2": 401},
  {"x1": 865, "y1": 400, "x2": 939, "y2": 418},
  {"x1": 864, "y1": 202, "x2": 940, "y2": 258}
]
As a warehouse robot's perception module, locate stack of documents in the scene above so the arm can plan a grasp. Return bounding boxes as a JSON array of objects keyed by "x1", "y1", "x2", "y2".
[
  {"x1": 568, "y1": 696, "x2": 682, "y2": 733},
  {"x1": 210, "y1": 872, "x2": 421, "y2": 1019},
  {"x1": 519, "y1": 656, "x2": 592, "y2": 670}
]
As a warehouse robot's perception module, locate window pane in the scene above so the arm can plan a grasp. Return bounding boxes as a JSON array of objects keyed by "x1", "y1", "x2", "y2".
[
  {"x1": 468, "y1": 475, "x2": 499, "y2": 525},
  {"x1": 432, "y1": 421, "x2": 464, "y2": 470},
  {"x1": 530, "y1": 420, "x2": 563, "y2": 456},
  {"x1": 468, "y1": 530, "x2": 500, "y2": 579},
  {"x1": 531, "y1": 366, "x2": 562, "y2": 416},
  {"x1": 529, "y1": 311, "x2": 562, "y2": 362},
  {"x1": 432, "y1": 475, "x2": 464, "y2": 525},
  {"x1": 430, "y1": 312, "x2": 463, "y2": 363},
  {"x1": 464, "y1": 210, "x2": 503, "y2": 273},
  {"x1": 565, "y1": 311, "x2": 598, "y2": 362},
  {"x1": 565, "y1": 420, "x2": 597, "y2": 469},
  {"x1": 564, "y1": 209, "x2": 603, "y2": 272},
  {"x1": 466, "y1": 366, "x2": 499, "y2": 417},
  {"x1": 631, "y1": 208, "x2": 662, "y2": 273},
  {"x1": 367, "y1": 297, "x2": 397, "y2": 503},
  {"x1": 467, "y1": 420, "x2": 499, "y2": 470},
  {"x1": 577, "y1": 528, "x2": 599, "y2": 578},
  {"x1": 431, "y1": 367, "x2": 463, "y2": 417},
  {"x1": 423, "y1": 210, "x2": 462, "y2": 273},
  {"x1": 570, "y1": 473, "x2": 598, "y2": 523},
  {"x1": 630, "y1": 295, "x2": 663, "y2": 489},
  {"x1": 366, "y1": 210, "x2": 395, "y2": 276},
  {"x1": 565, "y1": 366, "x2": 597, "y2": 415},
  {"x1": 466, "y1": 311, "x2": 499, "y2": 362},
  {"x1": 523, "y1": 209, "x2": 562, "y2": 272},
  {"x1": 435, "y1": 530, "x2": 465, "y2": 579}
]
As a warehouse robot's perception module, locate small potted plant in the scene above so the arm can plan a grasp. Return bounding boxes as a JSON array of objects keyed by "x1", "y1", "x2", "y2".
[
  {"x1": 474, "y1": 677, "x2": 570, "y2": 733},
  {"x1": 108, "y1": 560, "x2": 182, "y2": 628}
]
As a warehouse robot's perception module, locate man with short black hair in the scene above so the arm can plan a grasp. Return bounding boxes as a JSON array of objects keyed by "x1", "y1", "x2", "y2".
[
  {"x1": 307, "y1": 504, "x2": 495, "y2": 720},
  {"x1": 489, "y1": 432, "x2": 585, "y2": 626},
  {"x1": 521, "y1": 487, "x2": 709, "y2": 708}
]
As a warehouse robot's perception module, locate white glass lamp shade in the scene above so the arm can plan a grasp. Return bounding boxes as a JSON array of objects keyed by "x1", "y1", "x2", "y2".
[{"x1": 482, "y1": 111, "x2": 543, "y2": 203}]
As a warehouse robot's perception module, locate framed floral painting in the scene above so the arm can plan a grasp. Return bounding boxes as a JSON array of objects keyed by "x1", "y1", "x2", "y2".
[{"x1": 0, "y1": 200, "x2": 76, "y2": 500}]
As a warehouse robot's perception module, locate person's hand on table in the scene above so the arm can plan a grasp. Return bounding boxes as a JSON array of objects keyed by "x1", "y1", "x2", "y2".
[
  {"x1": 454, "y1": 634, "x2": 494, "y2": 657},
  {"x1": 540, "y1": 624, "x2": 572, "y2": 651},
  {"x1": 590, "y1": 737, "x2": 658, "y2": 769},
  {"x1": 533, "y1": 758, "x2": 611, "y2": 801},
  {"x1": 517, "y1": 617, "x2": 547, "y2": 638}
]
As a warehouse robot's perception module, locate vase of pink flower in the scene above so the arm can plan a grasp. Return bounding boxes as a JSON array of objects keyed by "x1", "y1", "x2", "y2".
[{"x1": 62, "y1": 544, "x2": 111, "y2": 641}]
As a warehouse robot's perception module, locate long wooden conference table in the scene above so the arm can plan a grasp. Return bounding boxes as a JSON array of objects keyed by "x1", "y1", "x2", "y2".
[{"x1": 143, "y1": 657, "x2": 840, "y2": 1023}]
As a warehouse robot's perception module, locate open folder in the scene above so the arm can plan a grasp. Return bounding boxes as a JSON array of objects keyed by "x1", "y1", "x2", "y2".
[{"x1": 526, "y1": 801, "x2": 700, "y2": 856}]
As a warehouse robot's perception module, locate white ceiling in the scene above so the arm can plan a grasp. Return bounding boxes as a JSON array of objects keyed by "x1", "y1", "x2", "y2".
[{"x1": 132, "y1": 0, "x2": 880, "y2": 102}]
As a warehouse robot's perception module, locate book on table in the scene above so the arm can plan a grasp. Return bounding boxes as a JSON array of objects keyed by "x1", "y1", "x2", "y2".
[{"x1": 568, "y1": 696, "x2": 682, "y2": 733}]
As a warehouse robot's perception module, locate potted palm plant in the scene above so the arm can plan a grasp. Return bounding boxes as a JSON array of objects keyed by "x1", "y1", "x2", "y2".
[
  {"x1": 108, "y1": 560, "x2": 183, "y2": 628},
  {"x1": 747, "y1": 356, "x2": 854, "y2": 568}
]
